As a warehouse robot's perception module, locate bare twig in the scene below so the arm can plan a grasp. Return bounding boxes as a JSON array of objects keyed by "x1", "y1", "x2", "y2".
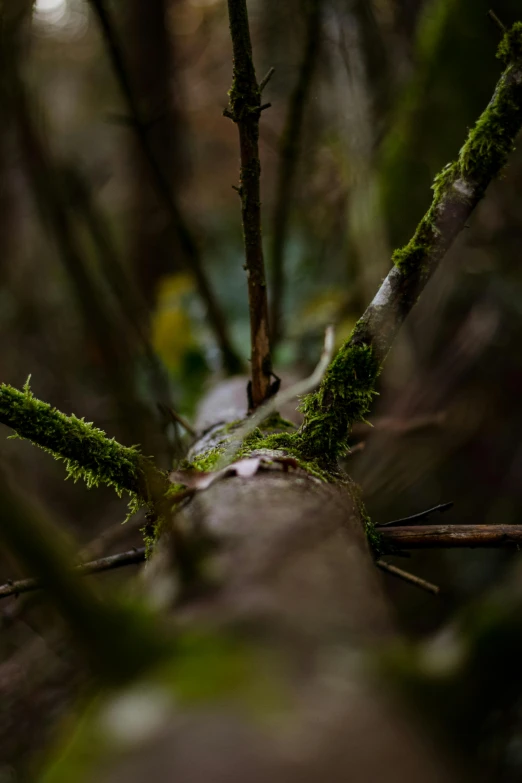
[
  {"x1": 376, "y1": 560, "x2": 440, "y2": 595},
  {"x1": 157, "y1": 403, "x2": 196, "y2": 437},
  {"x1": 377, "y1": 502, "x2": 454, "y2": 528},
  {"x1": 381, "y1": 525, "x2": 522, "y2": 549},
  {"x1": 351, "y1": 411, "x2": 446, "y2": 439},
  {"x1": 259, "y1": 66, "x2": 275, "y2": 92},
  {"x1": 88, "y1": 0, "x2": 242, "y2": 375},
  {"x1": 225, "y1": 0, "x2": 272, "y2": 407},
  {"x1": 488, "y1": 9, "x2": 507, "y2": 34},
  {"x1": 269, "y1": 0, "x2": 321, "y2": 347},
  {"x1": 0, "y1": 548, "x2": 146, "y2": 601},
  {"x1": 2, "y1": 515, "x2": 144, "y2": 629},
  {"x1": 216, "y1": 326, "x2": 334, "y2": 469}
]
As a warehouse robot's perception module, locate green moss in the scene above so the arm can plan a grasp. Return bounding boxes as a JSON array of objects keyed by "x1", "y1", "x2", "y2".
[
  {"x1": 298, "y1": 342, "x2": 380, "y2": 461},
  {"x1": 0, "y1": 380, "x2": 155, "y2": 500},
  {"x1": 348, "y1": 481, "x2": 383, "y2": 556},
  {"x1": 392, "y1": 212, "x2": 439, "y2": 275},
  {"x1": 233, "y1": 428, "x2": 334, "y2": 482},
  {"x1": 258, "y1": 412, "x2": 296, "y2": 431},
  {"x1": 497, "y1": 21, "x2": 522, "y2": 65},
  {"x1": 181, "y1": 446, "x2": 224, "y2": 473},
  {"x1": 360, "y1": 508, "x2": 384, "y2": 557},
  {"x1": 393, "y1": 160, "x2": 461, "y2": 273},
  {"x1": 459, "y1": 70, "x2": 522, "y2": 186},
  {"x1": 221, "y1": 418, "x2": 243, "y2": 433}
]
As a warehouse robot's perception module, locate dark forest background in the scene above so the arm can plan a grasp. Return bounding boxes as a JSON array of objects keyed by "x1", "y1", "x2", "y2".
[{"x1": 3, "y1": 0, "x2": 522, "y2": 778}]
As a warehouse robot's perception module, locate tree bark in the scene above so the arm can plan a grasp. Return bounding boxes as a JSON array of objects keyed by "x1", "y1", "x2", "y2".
[{"x1": 128, "y1": 418, "x2": 456, "y2": 782}]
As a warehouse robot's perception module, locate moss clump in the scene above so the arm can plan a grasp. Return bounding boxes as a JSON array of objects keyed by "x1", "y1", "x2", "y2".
[
  {"x1": 0, "y1": 380, "x2": 153, "y2": 499},
  {"x1": 391, "y1": 161, "x2": 462, "y2": 274},
  {"x1": 497, "y1": 21, "x2": 522, "y2": 65},
  {"x1": 392, "y1": 213, "x2": 439, "y2": 275},
  {"x1": 258, "y1": 412, "x2": 296, "y2": 431},
  {"x1": 459, "y1": 70, "x2": 522, "y2": 186},
  {"x1": 298, "y1": 342, "x2": 380, "y2": 462},
  {"x1": 348, "y1": 481, "x2": 380, "y2": 556},
  {"x1": 181, "y1": 446, "x2": 224, "y2": 473},
  {"x1": 361, "y1": 509, "x2": 384, "y2": 557},
  {"x1": 233, "y1": 428, "x2": 334, "y2": 482}
]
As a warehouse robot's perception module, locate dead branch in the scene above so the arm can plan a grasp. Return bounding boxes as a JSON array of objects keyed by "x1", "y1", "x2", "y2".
[
  {"x1": 225, "y1": 0, "x2": 272, "y2": 407},
  {"x1": 0, "y1": 548, "x2": 146, "y2": 601},
  {"x1": 376, "y1": 560, "x2": 440, "y2": 595},
  {"x1": 381, "y1": 525, "x2": 522, "y2": 548},
  {"x1": 377, "y1": 501, "x2": 454, "y2": 527}
]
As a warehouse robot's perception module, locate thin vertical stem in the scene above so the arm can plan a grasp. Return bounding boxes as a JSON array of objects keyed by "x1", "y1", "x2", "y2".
[{"x1": 226, "y1": 0, "x2": 272, "y2": 408}]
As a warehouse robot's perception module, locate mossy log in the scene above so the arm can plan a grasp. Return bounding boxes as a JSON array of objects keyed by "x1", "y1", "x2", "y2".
[
  {"x1": 3, "y1": 23, "x2": 522, "y2": 783},
  {"x1": 78, "y1": 394, "x2": 454, "y2": 783},
  {"x1": 43, "y1": 414, "x2": 455, "y2": 782}
]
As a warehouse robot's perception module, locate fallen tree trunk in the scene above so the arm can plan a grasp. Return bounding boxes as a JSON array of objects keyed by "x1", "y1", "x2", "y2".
[{"x1": 115, "y1": 407, "x2": 456, "y2": 783}]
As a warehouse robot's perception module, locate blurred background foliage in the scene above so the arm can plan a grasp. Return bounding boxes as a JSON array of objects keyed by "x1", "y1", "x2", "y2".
[{"x1": 3, "y1": 0, "x2": 522, "y2": 778}]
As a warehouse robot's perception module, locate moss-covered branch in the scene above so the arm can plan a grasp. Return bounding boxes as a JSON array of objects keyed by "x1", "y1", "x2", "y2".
[
  {"x1": 298, "y1": 22, "x2": 522, "y2": 461},
  {"x1": 0, "y1": 381, "x2": 166, "y2": 501}
]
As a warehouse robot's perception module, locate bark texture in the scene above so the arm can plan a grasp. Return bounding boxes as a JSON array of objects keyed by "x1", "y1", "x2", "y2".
[
  {"x1": 226, "y1": 0, "x2": 272, "y2": 406},
  {"x1": 128, "y1": 468, "x2": 455, "y2": 783}
]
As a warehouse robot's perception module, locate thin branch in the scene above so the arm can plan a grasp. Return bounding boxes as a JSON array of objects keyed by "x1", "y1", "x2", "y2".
[
  {"x1": 488, "y1": 9, "x2": 507, "y2": 34},
  {"x1": 377, "y1": 502, "x2": 453, "y2": 528},
  {"x1": 350, "y1": 411, "x2": 447, "y2": 439},
  {"x1": 298, "y1": 24, "x2": 522, "y2": 460},
  {"x1": 157, "y1": 403, "x2": 196, "y2": 437},
  {"x1": 376, "y1": 559, "x2": 440, "y2": 595},
  {"x1": 88, "y1": 0, "x2": 242, "y2": 375},
  {"x1": 269, "y1": 0, "x2": 321, "y2": 347},
  {"x1": 381, "y1": 525, "x2": 522, "y2": 549},
  {"x1": 0, "y1": 472, "x2": 168, "y2": 685},
  {"x1": 259, "y1": 66, "x2": 275, "y2": 92},
  {"x1": 2, "y1": 516, "x2": 143, "y2": 627},
  {"x1": 216, "y1": 325, "x2": 334, "y2": 469},
  {"x1": 225, "y1": 0, "x2": 272, "y2": 407},
  {"x1": 0, "y1": 548, "x2": 146, "y2": 600}
]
